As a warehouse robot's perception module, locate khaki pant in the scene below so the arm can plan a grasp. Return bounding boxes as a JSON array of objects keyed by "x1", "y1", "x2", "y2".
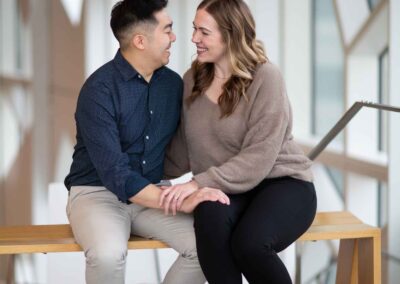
[{"x1": 67, "y1": 186, "x2": 206, "y2": 284}]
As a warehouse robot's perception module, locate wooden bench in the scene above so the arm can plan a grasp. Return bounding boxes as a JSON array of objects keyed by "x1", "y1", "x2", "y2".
[{"x1": 0, "y1": 211, "x2": 381, "y2": 284}]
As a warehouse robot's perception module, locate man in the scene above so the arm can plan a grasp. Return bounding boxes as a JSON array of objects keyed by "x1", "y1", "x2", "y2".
[{"x1": 64, "y1": 0, "x2": 228, "y2": 283}]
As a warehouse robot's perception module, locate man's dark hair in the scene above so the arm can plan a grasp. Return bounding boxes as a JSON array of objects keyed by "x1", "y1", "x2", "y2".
[{"x1": 110, "y1": 0, "x2": 168, "y2": 49}]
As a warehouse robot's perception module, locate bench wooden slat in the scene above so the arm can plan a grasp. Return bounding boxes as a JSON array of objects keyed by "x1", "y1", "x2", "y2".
[
  {"x1": 308, "y1": 211, "x2": 363, "y2": 226},
  {"x1": 300, "y1": 223, "x2": 380, "y2": 241},
  {"x1": 0, "y1": 211, "x2": 378, "y2": 255}
]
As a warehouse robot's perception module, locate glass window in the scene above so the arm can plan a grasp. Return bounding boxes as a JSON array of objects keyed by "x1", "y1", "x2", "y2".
[
  {"x1": 368, "y1": 0, "x2": 381, "y2": 11},
  {"x1": 377, "y1": 182, "x2": 388, "y2": 228},
  {"x1": 378, "y1": 47, "x2": 389, "y2": 153},
  {"x1": 0, "y1": 0, "x2": 32, "y2": 178},
  {"x1": 311, "y1": 0, "x2": 344, "y2": 144},
  {"x1": 324, "y1": 166, "x2": 344, "y2": 199},
  {"x1": 0, "y1": 0, "x2": 30, "y2": 76}
]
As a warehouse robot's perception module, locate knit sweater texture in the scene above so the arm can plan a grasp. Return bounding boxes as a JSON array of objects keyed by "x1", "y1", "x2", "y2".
[{"x1": 164, "y1": 62, "x2": 313, "y2": 194}]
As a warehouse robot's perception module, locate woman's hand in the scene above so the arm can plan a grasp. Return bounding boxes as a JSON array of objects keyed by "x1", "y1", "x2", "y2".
[
  {"x1": 159, "y1": 181, "x2": 199, "y2": 215},
  {"x1": 179, "y1": 187, "x2": 230, "y2": 214}
]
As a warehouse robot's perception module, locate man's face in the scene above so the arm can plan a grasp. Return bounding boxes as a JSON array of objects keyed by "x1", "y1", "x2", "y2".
[{"x1": 146, "y1": 9, "x2": 176, "y2": 68}]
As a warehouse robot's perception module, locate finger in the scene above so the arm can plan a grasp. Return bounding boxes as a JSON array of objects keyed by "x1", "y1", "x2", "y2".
[
  {"x1": 159, "y1": 187, "x2": 172, "y2": 206},
  {"x1": 165, "y1": 188, "x2": 178, "y2": 206},
  {"x1": 164, "y1": 194, "x2": 174, "y2": 215},
  {"x1": 218, "y1": 192, "x2": 230, "y2": 205},
  {"x1": 202, "y1": 192, "x2": 219, "y2": 202},
  {"x1": 163, "y1": 187, "x2": 176, "y2": 215},
  {"x1": 203, "y1": 188, "x2": 230, "y2": 205},
  {"x1": 176, "y1": 191, "x2": 192, "y2": 209},
  {"x1": 170, "y1": 193, "x2": 180, "y2": 216},
  {"x1": 164, "y1": 198, "x2": 170, "y2": 215},
  {"x1": 218, "y1": 196, "x2": 228, "y2": 204},
  {"x1": 172, "y1": 197, "x2": 179, "y2": 215},
  {"x1": 164, "y1": 188, "x2": 179, "y2": 215},
  {"x1": 213, "y1": 192, "x2": 227, "y2": 204}
]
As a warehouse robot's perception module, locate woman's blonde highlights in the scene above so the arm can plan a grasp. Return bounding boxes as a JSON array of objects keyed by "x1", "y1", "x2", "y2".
[{"x1": 188, "y1": 0, "x2": 267, "y2": 117}]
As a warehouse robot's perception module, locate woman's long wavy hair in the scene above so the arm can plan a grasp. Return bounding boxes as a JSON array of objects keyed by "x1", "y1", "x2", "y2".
[{"x1": 187, "y1": 0, "x2": 267, "y2": 117}]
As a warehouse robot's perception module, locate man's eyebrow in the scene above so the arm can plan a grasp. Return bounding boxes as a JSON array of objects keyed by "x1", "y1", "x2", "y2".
[
  {"x1": 192, "y1": 22, "x2": 212, "y2": 33},
  {"x1": 164, "y1": 22, "x2": 173, "y2": 30}
]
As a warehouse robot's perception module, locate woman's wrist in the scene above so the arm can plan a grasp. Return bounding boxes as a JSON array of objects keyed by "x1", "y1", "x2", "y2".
[{"x1": 189, "y1": 179, "x2": 200, "y2": 190}]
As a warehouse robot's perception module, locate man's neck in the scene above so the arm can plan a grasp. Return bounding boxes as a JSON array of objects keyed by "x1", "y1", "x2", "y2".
[{"x1": 121, "y1": 49, "x2": 155, "y2": 82}]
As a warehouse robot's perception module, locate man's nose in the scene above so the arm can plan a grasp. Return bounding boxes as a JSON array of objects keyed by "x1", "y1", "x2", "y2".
[{"x1": 170, "y1": 31, "x2": 176, "y2": 42}]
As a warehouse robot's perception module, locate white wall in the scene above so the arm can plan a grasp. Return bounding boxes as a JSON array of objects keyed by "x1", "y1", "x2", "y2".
[
  {"x1": 346, "y1": 56, "x2": 380, "y2": 160},
  {"x1": 282, "y1": 0, "x2": 312, "y2": 138},
  {"x1": 247, "y1": 0, "x2": 280, "y2": 64}
]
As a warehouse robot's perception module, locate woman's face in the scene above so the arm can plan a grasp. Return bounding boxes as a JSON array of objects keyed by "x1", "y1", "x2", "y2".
[{"x1": 192, "y1": 9, "x2": 227, "y2": 64}]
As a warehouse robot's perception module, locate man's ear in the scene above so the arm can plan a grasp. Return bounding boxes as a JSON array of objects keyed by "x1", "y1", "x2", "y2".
[{"x1": 132, "y1": 34, "x2": 147, "y2": 50}]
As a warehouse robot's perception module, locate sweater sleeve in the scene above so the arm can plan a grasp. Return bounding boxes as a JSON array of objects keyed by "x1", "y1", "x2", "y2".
[
  {"x1": 163, "y1": 111, "x2": 191, "y2": 179},
  {"x1": 193, "y1": 65, "x2": 290, "y2": 194},
  {"x1": 163, "y1": 71, "x2": 192, "y2": 179}
]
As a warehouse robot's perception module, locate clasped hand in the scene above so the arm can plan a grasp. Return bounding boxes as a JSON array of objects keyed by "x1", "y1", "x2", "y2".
[{"x1": 159, "y1": 181, "x2": 230, "y2": 215}]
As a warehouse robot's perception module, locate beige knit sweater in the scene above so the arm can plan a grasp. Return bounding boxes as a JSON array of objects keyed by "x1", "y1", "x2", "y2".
[{"x1": 164, "y1": 62, "x2": 313, "y2": 194}]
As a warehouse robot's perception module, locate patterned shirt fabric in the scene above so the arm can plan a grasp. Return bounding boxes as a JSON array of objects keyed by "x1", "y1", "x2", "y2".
[{"x1": 65, "y1": 50, "x2": 183, "y2": 203}]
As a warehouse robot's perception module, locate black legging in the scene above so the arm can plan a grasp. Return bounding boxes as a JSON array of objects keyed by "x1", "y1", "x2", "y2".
[{"x1": 193, "y1": 176, "x2": 317, "y2": 284}]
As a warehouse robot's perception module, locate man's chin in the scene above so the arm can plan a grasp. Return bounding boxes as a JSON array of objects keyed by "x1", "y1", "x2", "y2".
[{"x1": 162, "y1": 58, "x2": 170, "y2": 66}]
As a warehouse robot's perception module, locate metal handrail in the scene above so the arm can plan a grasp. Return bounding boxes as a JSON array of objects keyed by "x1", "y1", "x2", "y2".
[{"x1": 307, "y1": 101, "x2": 400, "y2": 161}]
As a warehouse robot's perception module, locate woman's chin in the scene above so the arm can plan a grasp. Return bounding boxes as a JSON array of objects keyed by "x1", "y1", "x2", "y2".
[{"x1": 196, "y1": 55, "x2": 211, "y2": 63}]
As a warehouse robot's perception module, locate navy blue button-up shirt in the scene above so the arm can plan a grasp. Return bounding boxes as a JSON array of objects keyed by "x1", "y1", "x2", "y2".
[{"x1": 64, "y1": 50, "x2": 183, "y2": 203}]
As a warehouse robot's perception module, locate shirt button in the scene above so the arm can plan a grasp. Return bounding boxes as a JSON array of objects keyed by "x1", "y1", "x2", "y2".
[
  {"x1": 145, "y1": 136, "x2": 149, "y2": 140},
  {"x1": 138, "y1": 75, "x2": 141, "y2": 79},
  {"x1": 142, "y1": 160, "x2": 146, "y2": 165},
  {"x1": 150, "y1": 110, "x2": 153, "y2": 115}
]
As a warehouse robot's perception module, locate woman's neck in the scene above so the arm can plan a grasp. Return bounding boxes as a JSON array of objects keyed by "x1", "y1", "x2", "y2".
[{"x1": 213, "y1": 57, "x2": 232, "y2": 80}]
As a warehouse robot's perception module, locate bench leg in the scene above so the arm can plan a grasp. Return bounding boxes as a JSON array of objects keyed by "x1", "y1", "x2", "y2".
[
  {"x1": 6, "y1": 254, "x2": 15, "y2": 284},
  {"x1": 336, "y1": 239, "x2": 358, "y2": 284},
  {"x1": 294, "y1": 241, "x2": 303, "y2": 284},
  {"x1": 358, "y1": 236, "x2": 381, "y2": 284}
]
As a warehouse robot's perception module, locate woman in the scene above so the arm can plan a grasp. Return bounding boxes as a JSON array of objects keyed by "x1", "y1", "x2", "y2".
[{"x1": 161, "y1": 0, "x2": 317, "y2": 283}]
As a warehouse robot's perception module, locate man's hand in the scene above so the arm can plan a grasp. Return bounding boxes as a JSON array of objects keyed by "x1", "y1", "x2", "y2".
[
  {"x1": 159, "y1": 181, "x2": 199, "y2": 215},
  {"x1": 179, "y1": 187, "x2": 230, "y2": 214}
]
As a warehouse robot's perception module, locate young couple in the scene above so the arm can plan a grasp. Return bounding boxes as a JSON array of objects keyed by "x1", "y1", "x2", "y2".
[{"x1": 65, "y1": 0, "x2": 317, "y2": 283}]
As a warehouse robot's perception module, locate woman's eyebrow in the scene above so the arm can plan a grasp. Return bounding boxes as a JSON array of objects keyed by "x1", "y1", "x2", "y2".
[{"x1": 193, "y1": 22, "x2": 212, "y2": 33}]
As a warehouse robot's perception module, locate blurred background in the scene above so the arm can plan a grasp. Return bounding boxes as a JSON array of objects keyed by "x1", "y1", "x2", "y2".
[{"x1": 0, "y1": 0, "x2": 399, "y2": 283}]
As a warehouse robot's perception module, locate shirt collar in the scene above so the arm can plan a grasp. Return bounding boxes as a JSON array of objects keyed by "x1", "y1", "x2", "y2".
[
  {"x1": 113, "y1": 49, "x2": 167, "y2": 82},
  {"x1": 114, "y1": 49, "x2": 138, "y2": 81}
]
